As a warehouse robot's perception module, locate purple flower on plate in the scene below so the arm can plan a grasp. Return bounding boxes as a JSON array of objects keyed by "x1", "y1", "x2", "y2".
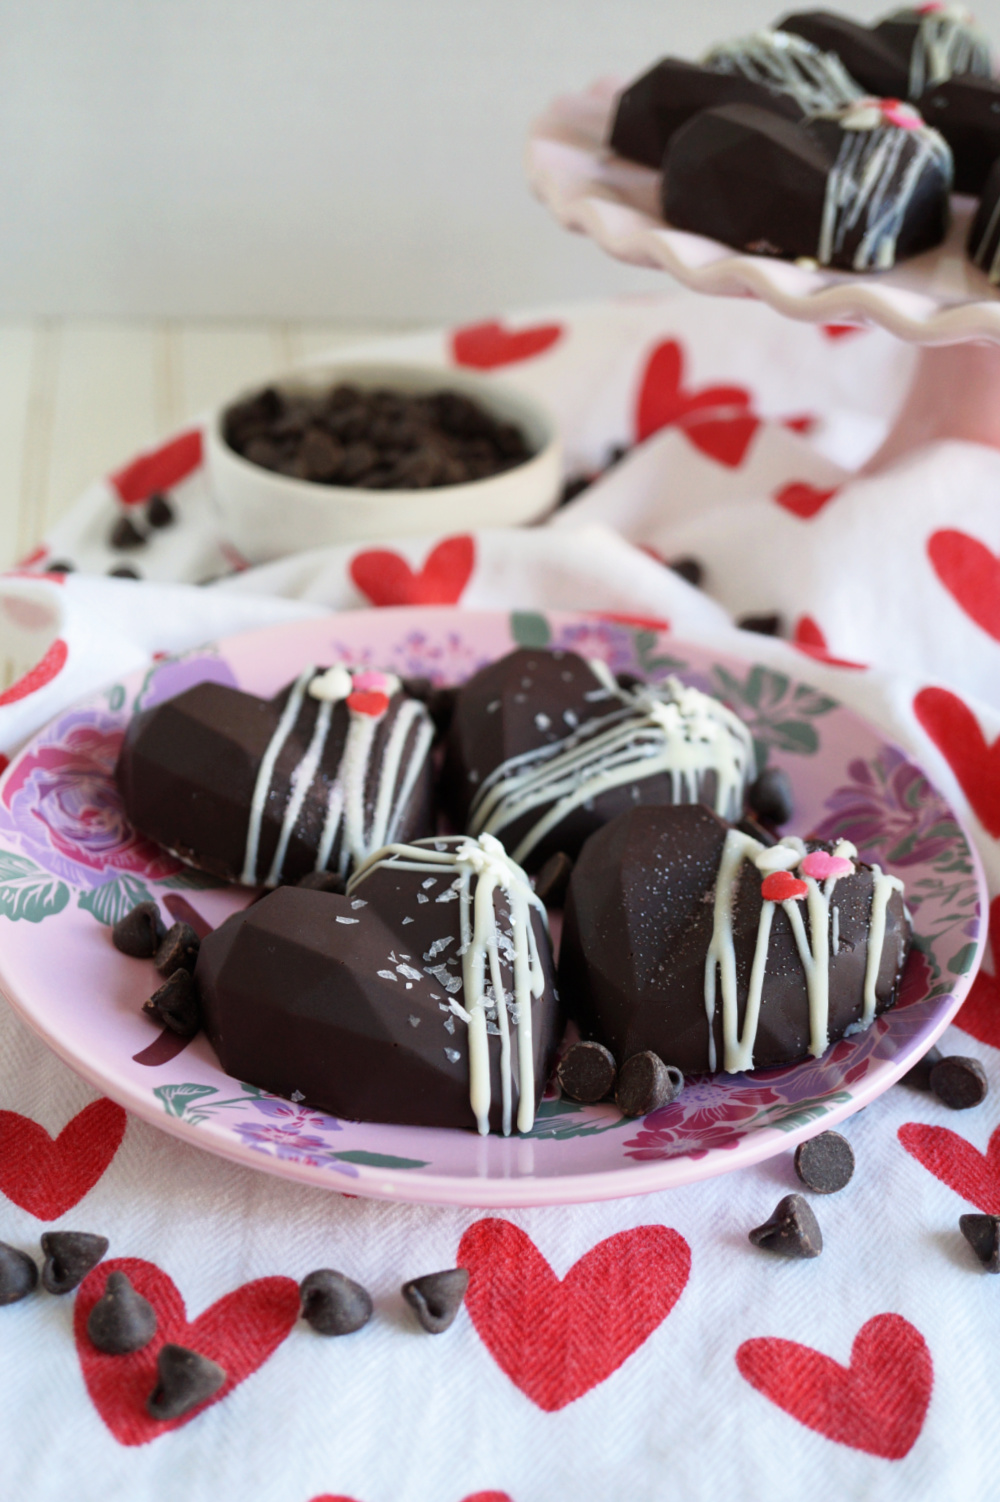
[
  {"x1": 137, "y1": 652, "x2": 238, "y2": 711},
  {"x1": 0, "y1": 710, "x2": 182, "y2": 887},
  {"x1": 811, "y1": 743, "x2": 960, "y2": 866},
  {"x1": 623, "y1": 1077, "x2": 782, "y2": 1160},
  {"x1": 249, "y1": 1095, "x2": 341, "y2": 1132},
  {"x1": 232, "y1": 1121, "x2": 358, "y2": 1175},
  {"x1": 551, "y1": 620, "x2": 642, "y2": 674}
]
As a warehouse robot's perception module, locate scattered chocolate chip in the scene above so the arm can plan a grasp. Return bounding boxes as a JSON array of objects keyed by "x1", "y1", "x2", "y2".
[
  {"x1": 930, "y1": 1055, "x2": 989, "y2": 1110},
  {"x1": 559, "y1": 476, "x2": 592, "y2": 506},
  {"x1": 557, "y1": 1040, "x2": 617, "y2": 1104},
  {"x1": 45, "y1": 560, "x2": 74, "y2": 574},
  {"x1": 736, "y1": 814, "x2": 778, "y2": 847},
  {"x1": 145, "y1": 492, "x2": 175, "y2": 528},
  {"x1": 899, "y1": 1044, "x2": 943, "y2": 1092},
  {"x1": 0, "y1": 1243, "x2": 38, "y2": 1304},
  {"x1": 793, "y1": 1131, "x2": 855, "y2": 1194},
  {"x1": 143, "y1": 970, "x2": 201, "y2": 1037},
  {"x1": 108, "y1": 564, "x2": 141, "y2": 580},
  {"x1": 737, "y1": 612, "x2": 784, "y2": 637},
  {"x1": 669, "y1": 557, "x2": 704, "y2": 588},
  {"x1": 749, "y1": 1194, "x2": 823, "y2": 1259},
  {"x1": 960, "y1": 1213, "x2": 1000, "y2": 1272},
  {"x1": 295, "y1": 870, "x2": 346, "y2": 894},
  {"x1": 40, "y1": 1231, "x2": 109, "y2": 1295},
  {"x1": 615, "y1": 1052, "x2": 684, "y2": 1117},
  {"x1": 153, "y1": 921, "x2": 200, "y2": 977},
  {"x1": 534, "y1": 851, "x2": 574, "y2": 908},
  {"x1": 112, "y1": 900, "x2": 166, "y2": 959},
  {"x1": 401, "y1": 1268, "x2": 469, "y2": 1334},
  {"x1": 747, "y1": 766, "x2": 795, "y2": 826},
  {"x1": 109, "y1": 515, "x2": 146, "y2": 551},
  {"x1": 147, "y1": 1344, "x2": 227, "y2": 1420},
  {"x1": 299, "y1": 1269, "x2": 373, "y2": 1335},
  {"x1": 87, "y1": 1270, "x2": 157, "y2": 1353}
]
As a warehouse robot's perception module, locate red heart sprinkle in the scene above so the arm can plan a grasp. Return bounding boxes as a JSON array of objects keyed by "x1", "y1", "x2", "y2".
[
  {"x1": 761, "y1": 871, "x2": 808, "y2": 902},
  {"x1": 347, "y1": 690, "x2": 390, "y2": 718}
]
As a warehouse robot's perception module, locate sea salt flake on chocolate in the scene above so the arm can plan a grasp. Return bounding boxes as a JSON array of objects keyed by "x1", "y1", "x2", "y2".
[
  {"x1": 444, "y1": 1048, "x2": 461, "y2": 1063},
  {"x1": 336, "y1": 916, "x2": 359, "y2": 925},
  {"x1": 377, "y1": 970, "x2": 397, "y2": 982}
]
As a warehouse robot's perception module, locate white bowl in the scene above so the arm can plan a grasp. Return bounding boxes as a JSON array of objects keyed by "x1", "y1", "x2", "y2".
[{"x1": 205, "y1": 360, "x2": 563, "y2": 564}]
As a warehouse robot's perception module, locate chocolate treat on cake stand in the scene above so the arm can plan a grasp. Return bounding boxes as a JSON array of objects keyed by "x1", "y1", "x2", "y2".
[{"x1": 526, "y1": 76, "x2": 1000, "y2": 465}]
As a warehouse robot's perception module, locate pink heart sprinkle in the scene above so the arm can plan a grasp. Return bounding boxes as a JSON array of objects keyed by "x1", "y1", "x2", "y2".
[
  {"x1": 800, "y1": 851, "x2": 854, "y2": 880},
  {"x1": 352, "y1": 670, "x2": 392, "y2": 693}
]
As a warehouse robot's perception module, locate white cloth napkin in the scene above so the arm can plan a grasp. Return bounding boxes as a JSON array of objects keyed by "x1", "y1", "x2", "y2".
[{"x1": 2, "y1": 293, "x2": 999, "y2": 1502}]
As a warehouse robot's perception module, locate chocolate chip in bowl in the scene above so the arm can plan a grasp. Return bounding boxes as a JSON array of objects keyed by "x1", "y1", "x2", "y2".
[{"x1": 205, "y1": 360, "x2": 562, "y2": 565}]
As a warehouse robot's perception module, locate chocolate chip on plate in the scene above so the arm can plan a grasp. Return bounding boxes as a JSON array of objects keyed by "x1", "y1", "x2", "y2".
[
  {"x1": 109, "y1": 515, "x2": 146, "y2": 551},
  {"x1": 736, "y1": 814, "x2": 778, "y2": 847},
  {"x1": 793, "y1": 1131, "x2": 855, "y2": 1194},
  {"x1": 749, "y1": 1194, "x2": 823, "y2": 1259},
  {"x1": 112, "y1": 900, "x2": 166, "y2": 959},
  {"x1": 299, "y1": 1269, "x2": 373, "y2": 1336},
  {"x1": 737, "y1": 612, "x2": 784, "y2": 637},
  {"x1": 899, "y1": 1044, "x2": 943, "y2": 1092},
  {"x1": 669, "y1": 557, "x2": 704, "y2": 588},
  {"x1": 402, "y1": 1268, "x2": 470, "y2": 1334},
  {"x1": 295, "y1": 870, "x2": 346, "y2": 894},
  {"x1": 960, "y1": 1213, "x2": 1000, "y2": 1272},
  {"x1": 747, "y1": 767, "x2": 795, "y2": 827},
  {"x1": 533, "y1": 851, "x2": 574, "y2": 908},
  {"x1": 930, "y1": 1055, "x2": 989, "y2": 1110},
  {"x1": 143, "y1": 970, "x2": 201, "y2": 1038},
  {"x1": 615, "y1": 1052, "x2": 684, "y2": 1117},
  {"x1": 88, "y1": 1270, "x2": 157, "y2": 1354},
  {"x1": 0, "y1": 1243, "x2": 38, "y2": 1304},
  {"x1": 557, "y1": 1041, "x2": 617, "y2": 1104},
  {"x1": 147, "y1": 1344, "x2": 227, "y2": 1420},
  {"x1": 40, "y1": 1231, "x2": 109, "y2": 1295},
  {"x1": 154, "y1": 921, "x2": 201, "y2": 977},
  {"x1": 145, "y1": 492, "x2": 175, "y2": 529}
]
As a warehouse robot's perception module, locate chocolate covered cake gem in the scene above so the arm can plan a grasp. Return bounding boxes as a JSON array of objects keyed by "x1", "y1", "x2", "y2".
[{"x1": 704, "y1": 28, "x2": 864, "y2": 112}]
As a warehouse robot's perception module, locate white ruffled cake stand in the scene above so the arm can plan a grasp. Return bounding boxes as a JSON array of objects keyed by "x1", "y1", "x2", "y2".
[{"x1": 526, "y1": 78, "x2": 1000, "y2": 465}]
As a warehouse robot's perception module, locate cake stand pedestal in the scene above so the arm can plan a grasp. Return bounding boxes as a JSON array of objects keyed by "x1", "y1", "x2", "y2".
[{"x1": 527, "y1": 79, "x2": 1000, "y2": 470}]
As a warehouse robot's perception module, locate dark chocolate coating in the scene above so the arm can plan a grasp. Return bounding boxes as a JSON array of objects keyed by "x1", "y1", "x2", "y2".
[
  {"x1": 778, "y1": 12, "x2": 911, "y2": 96},
  {"x1": 196, "y1": 866, "x2": 561, "y2": 1134},
  {"x1": 661, "y1": 103, "x2": 949, "y2": 269},
  {"x1": 922, "y1": 76, "x2": 1000, "y2": 194},
  {"x1": 609, "y1": 57, "x2": 803, "y2": 168},
  {"x1": 559, "y1": 804, "x2": 910, "y2": 1074},
  {"x1": 443, "y1": 648, "x2": 734, "y2": 873},
  {"x1": 969, "y1": 153, "x2": 1000, "y2": 280},
  {"x1": 874, "y1": 10, "x2": 992, "y2": 90},
  {"x1": 116, "y1": 676, "x2": 434, "y2": 885}
]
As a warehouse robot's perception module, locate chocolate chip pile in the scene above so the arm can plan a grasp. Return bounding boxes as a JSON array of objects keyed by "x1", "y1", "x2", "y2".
[{"x1": 223, "y1": 382, "x2": 532, "y2": 490}]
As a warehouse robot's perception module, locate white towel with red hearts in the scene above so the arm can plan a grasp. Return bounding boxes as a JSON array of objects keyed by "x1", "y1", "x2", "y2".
[{"x1": 3, "y1": 294, "x2": 1000, "y2": 1502}]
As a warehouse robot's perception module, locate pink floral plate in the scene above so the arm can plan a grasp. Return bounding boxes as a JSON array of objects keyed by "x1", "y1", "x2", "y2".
[{"x1": 0, "y1": 608, "x2": 985, "y2": 1207}]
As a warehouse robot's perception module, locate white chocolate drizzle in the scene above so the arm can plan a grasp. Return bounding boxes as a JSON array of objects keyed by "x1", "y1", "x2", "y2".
[
  {"x1": 815, "y1": 102, "x2": 952, "y2": 271},
  {"x1": 892, "y1": 5, "x2": 993, "y2": 95},
  {"x1": 703, "y1": 28, "x2": 863, "y2": 113},
  {"x1": 240, "y1": 665, "x2": 433, "y2": 887},
  {"x1": 348, "y1": 834, "x2": 548, "y2": 1136},
  {"x1": 468, "y1": 670, "x2": 755, "y2": 867},
  {"x1": 970, "y1": 192, "x2": 1000, "y2": 283},
  {"x1": 703, "y1": 830, "x2": 906, "y2": 1072}
]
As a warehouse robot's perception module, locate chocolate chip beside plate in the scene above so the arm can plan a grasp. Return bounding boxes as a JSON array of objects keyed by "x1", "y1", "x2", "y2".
[
  {"x1": 147, "y1": 1344, "x2": 227, "y2": 1420},
  {"x1": 899, "y1": 1044, "x2": 943, "y2": 1092},
  {"x1": 299, "y1": 1269, "x2": 373, "y2": 1336},
  {"x1": 145, "y1": 492, "x2": 175, "y2": 528},
  {"x1": 402, "y1": 1268, "x2": 470, "y2": 1334},
  {"x1": 747, "y1": 767, "x2": 795, "y2": 827},
  {"x1": 669, "y1": 557, "x2": 704, "y2": 588},
  {"x1": 143, "y1": 970, "x2": 201, "y2": 1038},
  {"x1": 737, "y1": 612, "x2": 784, "y2": 637},
  {"x1": 109, "y1": 515, "x2": 145, "y2": 551},
  {"x1": 960, "y1": 1214, "x2": 1000, "y2": 1272},
  {"x1": 793, "y1": 1131, "x2": 855, "y2": 1194},
  {"x1": 295, "y1": 870, "x2": 346, "y2": 894},
  {"x1": 112, "y1": 900, "x2": 166, "y2": 960},
  {"x1": 749, "y1": 1194, "x2": 823, "y2": 1259},
  {"x1": 40, "y1": 1231, "x2": 109, "y2": 1295},
  {"x1": 616, "y1": 1052, "x2": 684, "y2": 1117},
  {"x1": 930, "y1": 1055, "x2": 989, "y2": 1110},
  {"x1": 557, "y1": 1041, "x2": 617, "y2": 1104},
  {"x1": 533, "y1": 851, "x2": 574, "y2": 908},
  {"x1": 0, "y1": 1243, "x2": 38, "y2": 1304},
  {"x1": 154, "y1": 922, "x2": 201, "y2": 977},
  {"x1": 88, "y1": 1270, "x2": 157, "y2": 1354}
]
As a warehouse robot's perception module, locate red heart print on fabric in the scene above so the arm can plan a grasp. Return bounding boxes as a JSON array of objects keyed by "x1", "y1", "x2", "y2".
[
  {"x1": 350, "y1": 535, "x2": 475, "y2": 606},
  {"x1": 451, "y1": 319, "x2": 562, "y2": 369},
  {"x1": 0, "y1": 637, "x2": 68, "y2": 706},
  {"x1": 774, "y1": 482, "x2": 839, "y2": 520},
  {"x1": 792, "y1": 616, "x2": 866, "y2": 670},
  {"x1": 635, "y1": 340, "x2": 758, "y2": 466},
  {"x1": 0, "y1": 1099, "x2": 126, "y2": 1219},
  {"x1": 955, "y1": 895, "x2": 1000, "y2": 1048},
  {"x1": 781, "y1": 413, "x2": 818, "y2": 436},
  {"x1": 927, "y1": 530, "x2": 1000, "y2": 641},
  {"x1": 110, "y1": 429, "x2": 203, "y2": 506},
  {"x1": 75, "y1": 1257, "x2": 300, "y2": 1446},
  {"x1": 458, "y1": 1218, "x2": 690, "y2": 1412},
  {"x1": 736, "y1": 1314, "x2": 932, "y2": 1459},
  {"x1": 913, "y1": 686, "x2": 1000, "y2": 838},
  {"x1": 898, "y1": 1121, "x2": 1000, "y2": 1211}
]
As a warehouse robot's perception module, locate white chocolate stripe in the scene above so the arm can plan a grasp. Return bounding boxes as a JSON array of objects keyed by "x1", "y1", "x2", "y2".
[
  {"x1": 264, "y1": 698, "x2": 334, "y2": 887},
  {"x1": 862, "y1": 864, "x2": 906, "y2": 1027},
  {"x1": 240, "y1": 665, "x2": 315, "y2": 886}
]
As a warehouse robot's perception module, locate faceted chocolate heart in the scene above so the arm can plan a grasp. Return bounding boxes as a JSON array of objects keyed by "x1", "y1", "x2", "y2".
[
  {"x1": 443, "y1": 648, "x2": 755, "y2": 873},
  {"x1": 116, "y1": 665, "x2": 434, "y2": 886},
  {"x1": 559, "y1": 803, "x2": 910, "y2": 1075},
  {"x1": 778, "y1": 12, "x2": 911, "y2": 96},
  {"x1": 195, "y1": 835, "x2": 561, "y2": 1134}
]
